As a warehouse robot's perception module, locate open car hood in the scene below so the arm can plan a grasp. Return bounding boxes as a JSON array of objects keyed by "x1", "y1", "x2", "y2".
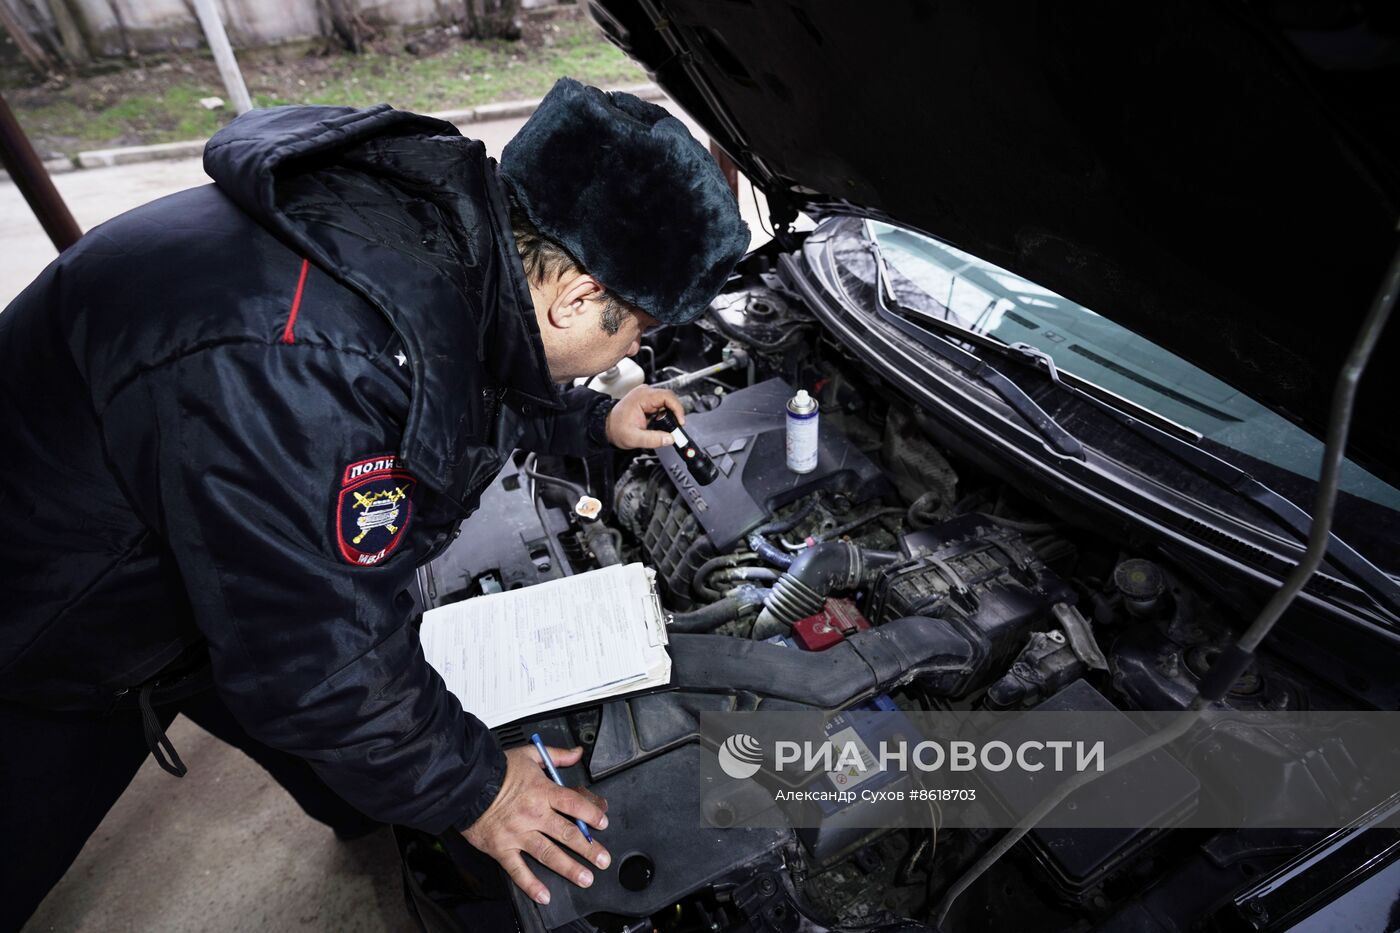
[{"x1": 586, "y1": 0, "x2": 1400, "y2": 478}]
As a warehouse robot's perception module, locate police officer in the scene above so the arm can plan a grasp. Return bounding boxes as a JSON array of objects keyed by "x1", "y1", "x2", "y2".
[{"x1": 0, "y1": 77, "x2": 748, "y2": 926}]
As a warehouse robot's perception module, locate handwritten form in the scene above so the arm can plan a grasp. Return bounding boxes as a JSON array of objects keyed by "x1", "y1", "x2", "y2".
[{"x1": 420, "y1": 562, "x2": 671, "y2": 728}]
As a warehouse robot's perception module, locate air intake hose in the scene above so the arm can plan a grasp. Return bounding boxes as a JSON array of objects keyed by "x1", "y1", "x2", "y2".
[{"x1": 751, "y1": 540, "x2": 899, "y2": 639}]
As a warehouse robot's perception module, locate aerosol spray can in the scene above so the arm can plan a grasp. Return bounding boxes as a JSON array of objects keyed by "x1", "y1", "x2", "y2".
[{"x1": 786, "y1": 388, "x2": 820, "y2": 474}]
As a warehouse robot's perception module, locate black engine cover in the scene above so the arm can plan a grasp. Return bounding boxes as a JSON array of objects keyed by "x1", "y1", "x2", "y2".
[
  {"x1": 866, "y1": 514, "x2": 1077, "y2": 693},
  {"x1": 654, "y1": 378, "x2": 887, "y2": 552}
]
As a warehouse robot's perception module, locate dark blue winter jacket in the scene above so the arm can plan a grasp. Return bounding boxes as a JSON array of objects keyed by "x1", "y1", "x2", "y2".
[{"x1": 0, "y1": 104, "x2": 613, "y2": 833}]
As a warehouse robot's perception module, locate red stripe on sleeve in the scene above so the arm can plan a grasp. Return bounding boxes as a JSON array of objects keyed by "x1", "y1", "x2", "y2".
[{"x1": 281, "y1": 258, "x2": 311, "y2": 345}]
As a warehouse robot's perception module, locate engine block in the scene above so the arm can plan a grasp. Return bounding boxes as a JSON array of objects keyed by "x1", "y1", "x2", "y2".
[{"x1": 617, "y1": 378, "x2": 887, "y2": 609}]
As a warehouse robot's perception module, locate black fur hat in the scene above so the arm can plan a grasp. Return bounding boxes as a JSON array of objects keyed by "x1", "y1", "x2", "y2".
[{"x1": 501, "y1": 78, "x2": 750, "y2": 325}]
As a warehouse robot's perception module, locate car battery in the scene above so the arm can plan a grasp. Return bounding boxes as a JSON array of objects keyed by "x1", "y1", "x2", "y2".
[
  {"x1": 791, "y1": 598, "x2": 871, "y2": 651},
  {"x1": 763, "y1": 627, "x2": 917, "y2": 861},
  {"x1": 815, "y1": 695, "x2": 908, "y2": 806},
  {"x1": 797, "y1": 695, "x2": 922, "y2": 863}
]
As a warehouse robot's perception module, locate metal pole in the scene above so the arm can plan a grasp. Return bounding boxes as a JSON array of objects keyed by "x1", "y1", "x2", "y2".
[
  {"x1": 0, "y1": 92, "x2": 81, "y2": 252},
  {"x1": 189, "y1": 0, "x2": 253, "y2": 114},
  {"x1": 709, "y1": 139, "x2": 739, "y2": 199}
]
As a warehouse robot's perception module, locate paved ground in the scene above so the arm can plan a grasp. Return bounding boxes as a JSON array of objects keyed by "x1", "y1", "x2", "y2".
[
  {"x1": 7, "y1": 100, "x2": 777, "y2": 932},
  {"x1": 22, "y1": 717, "x2": 416, "y2": 933}
]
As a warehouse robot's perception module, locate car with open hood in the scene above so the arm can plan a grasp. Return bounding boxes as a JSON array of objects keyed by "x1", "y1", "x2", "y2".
[{"x1": 396, "y1": 3, "x2": 1400, "y2": 931}]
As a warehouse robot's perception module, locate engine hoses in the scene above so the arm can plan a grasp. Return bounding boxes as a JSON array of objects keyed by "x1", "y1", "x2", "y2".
[
  {"x1": 750, "y1": 540, "x2": 900, "y2": 639},
  {"x1": 692, "y1": 552, "x2": 762, "y2": 601},
  {"x1": 746, "y1": 500, "x2": 819, "y2": 570},
  {"x1": 668, "y1": 585, "x2": 770, "y2": 634}
]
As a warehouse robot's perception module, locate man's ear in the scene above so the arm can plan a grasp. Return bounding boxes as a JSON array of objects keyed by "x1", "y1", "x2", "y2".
[{"x1": 547, "y1": 273, "x2": 607, "y2": 330}]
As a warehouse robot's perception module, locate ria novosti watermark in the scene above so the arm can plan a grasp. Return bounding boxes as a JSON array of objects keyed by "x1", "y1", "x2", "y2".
[
  {"x1": 718, "y1": 732, "x2": 1105, "y2": 780},
  {"x1": 696, "y1": 708, "x2": 1400, "y2": 831}
]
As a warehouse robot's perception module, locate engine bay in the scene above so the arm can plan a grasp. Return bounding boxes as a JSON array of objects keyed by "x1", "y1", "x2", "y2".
[{"x1": 404, "y1": 252, "x2": 1394, "y2": 933}]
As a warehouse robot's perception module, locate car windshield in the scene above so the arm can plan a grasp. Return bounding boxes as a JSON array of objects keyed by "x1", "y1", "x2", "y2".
[{"x1": 865, "y1": 221, "x2": 1400, "y2": 571}]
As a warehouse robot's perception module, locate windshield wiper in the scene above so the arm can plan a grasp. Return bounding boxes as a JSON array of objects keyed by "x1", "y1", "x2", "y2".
[
  {"x1": 864, "y1": 228, "x2": 1400, "y2": 616},
  {"x1": 1114, "y1": 404, "x2": 1400, "y2": 615},
  {"x1": 866, "y1": 235, "x2": 1204, "y2": 443},
  {"x1": 865, "y1": 238, "x2": 1085, "y2": 460}
]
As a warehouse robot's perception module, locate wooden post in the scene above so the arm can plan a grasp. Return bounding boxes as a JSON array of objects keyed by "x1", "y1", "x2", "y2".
[
  {"x1": 463, "y1": 0, "x2": 520, "y2": 40},
  {"x1": 189, "y1": 0, "x2": 253, "y2": 114},
  {"x1": 323, "y1": 0, "x2": 363, "y2": 53},
  {"x1": 0, "y1": 92, "x2": 82, "y2": 252},
  {"x1": 0, "y1": 0, "x2": 56, "y2": 76},
  {"x1": 48, "y1": 0, "x2": 93, "y2": 66}
]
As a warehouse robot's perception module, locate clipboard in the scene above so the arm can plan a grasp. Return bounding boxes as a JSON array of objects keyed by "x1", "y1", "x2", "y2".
[{"x1": 420, "y1": 563, "x2": 672, "y2": 729}]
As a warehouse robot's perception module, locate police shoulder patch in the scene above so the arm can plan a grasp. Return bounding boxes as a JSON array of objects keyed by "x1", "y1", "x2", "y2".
[{"x1": 336, "y1": 455, "x2": 416, "y2": 567}]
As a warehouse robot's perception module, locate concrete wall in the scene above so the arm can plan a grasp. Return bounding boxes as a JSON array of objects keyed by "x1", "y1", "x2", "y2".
[
  {"x1": 10, "y1": 0, "x2": 556, "y2": 59},
  {"x1": 81, "y1": 0, "x2": 439, "y2": 55}
]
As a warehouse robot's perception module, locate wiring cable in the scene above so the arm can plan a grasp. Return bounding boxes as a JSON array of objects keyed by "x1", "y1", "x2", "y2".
[
  {"x1": 524, "y1": 455, "x2": 588, "y2": 503},
  {"x1": 523, "y1": 454, "x2": 574, "y2": 578}
]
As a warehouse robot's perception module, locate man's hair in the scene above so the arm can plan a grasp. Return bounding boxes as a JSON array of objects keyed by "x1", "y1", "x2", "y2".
[{"x1": 509, "y1": 200, "x2": 633, "y2": 336}]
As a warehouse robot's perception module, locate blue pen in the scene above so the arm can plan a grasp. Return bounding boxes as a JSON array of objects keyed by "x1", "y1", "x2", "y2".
[{"x1": 531, "y1": 732, "x2": 595, "y2": 843}]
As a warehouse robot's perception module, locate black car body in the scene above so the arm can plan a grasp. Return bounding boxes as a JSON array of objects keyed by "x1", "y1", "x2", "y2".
[{"x1": 399, "y1": 3, "x2": 1400, "y2": 931}]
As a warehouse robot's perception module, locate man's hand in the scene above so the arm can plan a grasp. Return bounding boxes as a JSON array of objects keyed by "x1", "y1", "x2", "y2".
[
  {"x1": 605, "y1": 385, "x2": 686, "y2": 449},
  {"x1": 462, "y1": 744, "x2": 611, "y2": 905}
]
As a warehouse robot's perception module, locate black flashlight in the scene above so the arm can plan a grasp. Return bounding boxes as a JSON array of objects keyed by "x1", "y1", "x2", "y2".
[{"x1": 650, "y1": 409, "x2": 719, "y2": 485}]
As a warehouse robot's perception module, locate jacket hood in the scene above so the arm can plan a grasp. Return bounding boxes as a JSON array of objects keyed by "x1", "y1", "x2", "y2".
[
  {"x1": 587, "y1": 0, "x2": 1400, "y2": 478},
  {"x1": 204, "y1": 104, "x2": 563, "y2": 493}
]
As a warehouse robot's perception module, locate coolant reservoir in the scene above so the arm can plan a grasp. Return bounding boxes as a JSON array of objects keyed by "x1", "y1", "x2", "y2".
[{"x1": 587, "y1": 357, "x2": 645, "y2": 399}]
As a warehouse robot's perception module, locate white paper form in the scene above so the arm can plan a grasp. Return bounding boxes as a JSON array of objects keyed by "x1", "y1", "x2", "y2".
[{"x1": 420, "y1": 563, "x2": 670, "y2": 728}]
